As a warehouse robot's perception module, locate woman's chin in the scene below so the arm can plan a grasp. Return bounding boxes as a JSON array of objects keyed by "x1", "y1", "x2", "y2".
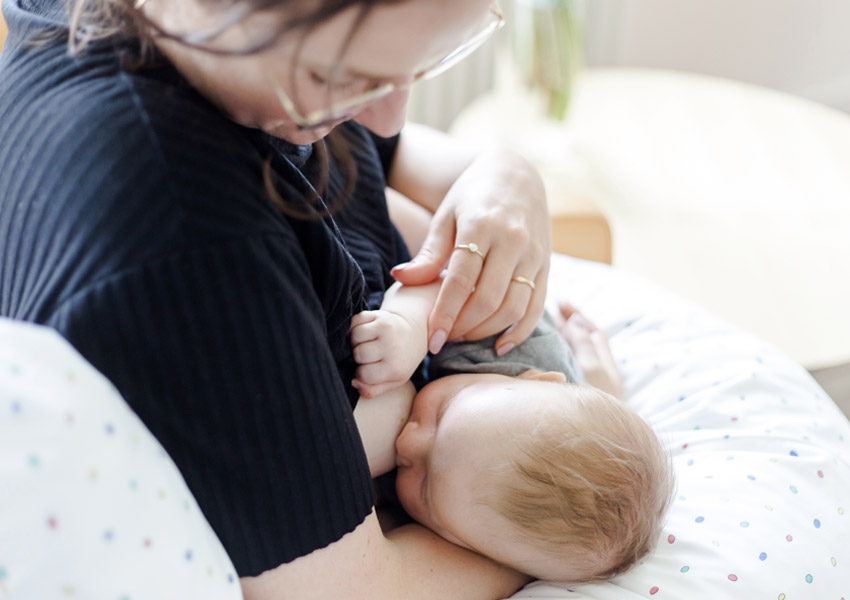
[{"x1": 261, "y1": 120, "x2": 336, "y2": 145}]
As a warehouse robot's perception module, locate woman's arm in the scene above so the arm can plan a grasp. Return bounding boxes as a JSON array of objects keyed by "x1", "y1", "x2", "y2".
[{"x1": 241, "y1": 510, "x2": 530, "y2": 600}]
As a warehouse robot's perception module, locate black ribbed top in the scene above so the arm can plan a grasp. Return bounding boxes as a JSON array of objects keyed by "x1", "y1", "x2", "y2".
[{"x1": 0, "y1": 0, "x2": 406, "y2": 575}]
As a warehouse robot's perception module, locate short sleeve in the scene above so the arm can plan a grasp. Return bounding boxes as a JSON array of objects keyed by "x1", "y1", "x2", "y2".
[{"x1": 46, "y1": 233, "x2": 375, "y2": 576}]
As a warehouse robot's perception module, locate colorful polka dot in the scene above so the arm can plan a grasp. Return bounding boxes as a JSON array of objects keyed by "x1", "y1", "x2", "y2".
[
  {"x1": 813, "y1": 518, "x2": 821, "y2": 528},
  {"x1": 103, "y1": 529, "x2": 114, "y2": 542},
  {"x1": 0, "y1": 566, "x2": 6, "y2": 579},
  {"x1": 60, "y1": 584, "x2": 75, "y2": 596},
  {"x1": 104, "y1": 423, "x2": 116, "y2": 435},
  {"x1": 687, "y1": 459, "x2": 694, "y2": 466},
  {"x1": 227, "y1": 574, "x2": 235, "y2": 584},
  {"x1": 831, "y1": 557, "x2": 837, "y2": 567},
  {"x1": 731, "y1": 416, "x2": 738, "y2": 422},
  {"x1": 740, "y1": 521, "x2": 750, "y2": 528},
  {"x1": 789, "y1": 450, "x2": 798, "y2": 457},
  {"x1": 838, "y1": 507, "x2": 845, "y2": 515},
  {"x1": 680, "y1": 566, "x2": 690, "y2": 573},
  {"x1": 747, "y1": 474, "x2": 756, "y2": 480},
  {"x1": 27, "y1": 454, "x2": 40, "y2": 468},
  {"x1": 778, "y1": 595, "x2": 786, "y2": 600},
  {"x1": 185, "y1": 550, "x2": 193, "y2": 561},
  {"x1": 47, "y1": 516, "x2": 58, "y2": 530},
  {"x1": 142, "y1": 538, "x2": 152, "y2": 548},
  {"x1": 10, "y1": 364, "x2": 21, "y2": 375},
  {"x1": 765, "y1": 505, "x2": 774, "y2": 511},
  {"x1": 728, "y1": 574, "x2": 738, "y2": 582},
  {"x1": 10, "y1": 401, "x2": 21, "y2": 414},
  {"x1": 786, "y1": 534, "x2": 793, "y2": 542},
  {"x1": 65, "y1": 412, "x2": 75, "y2": 424},
  {"x1": 789, "y1": 485, "x2": 798, "y2": 494},
  {"x1": 695, "y1": 516, "x2": 705, "y2": 523},
  {"x1": 759, "y1": 552, "x2": 767, "y2": 561},
  {"x1": 805, "y1": 574, "x2": 813, "y2": 583},
  {"x1": 668, "y1": 534, "x2": 676, "y2": 544},
  {"x1": 649, "y1": 586, "x2": 659, "y2": 595},
  {"x1": 817, "y1": 470, "x2": 824, "y2": 478}
]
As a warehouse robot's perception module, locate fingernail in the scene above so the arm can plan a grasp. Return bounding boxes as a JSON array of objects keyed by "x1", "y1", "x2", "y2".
[
  {"x1": 448, "y1": 337, "x2": 464, "y2": 344},
  {"x1": 392, "y1": 262, "x2": 410, "y2": 272},
  {"x1": 351, "y1": 379, "x2": 361, "y2": 390},
  {"x1": 429, "y1": 329, "x2": 448, "y2": 354},
  {"x1": 496, "y1": 342, "x2": 515, "y2": 357}
]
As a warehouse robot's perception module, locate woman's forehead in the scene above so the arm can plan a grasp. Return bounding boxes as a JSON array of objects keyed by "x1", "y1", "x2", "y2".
[{"x1": 286, "y1": 0, "x2": 492, "y2": 77}]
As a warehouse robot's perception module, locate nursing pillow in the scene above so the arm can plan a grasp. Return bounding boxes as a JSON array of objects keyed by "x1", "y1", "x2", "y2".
[{"x1": 0, "y1": 319, "x2": 242, "y2": 599}]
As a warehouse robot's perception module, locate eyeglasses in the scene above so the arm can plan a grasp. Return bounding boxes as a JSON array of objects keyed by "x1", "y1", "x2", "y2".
[{"x1": 265, "y1": 4, "x2": 505, "y2": 130}]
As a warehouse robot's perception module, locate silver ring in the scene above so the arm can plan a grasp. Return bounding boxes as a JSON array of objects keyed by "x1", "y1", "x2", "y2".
[
  {"x1": 455, "y1": 243, "x2": 485, "y2": 259},
  {"x1": 511, "y1": 276, "x2": 536, "y2": 290}
]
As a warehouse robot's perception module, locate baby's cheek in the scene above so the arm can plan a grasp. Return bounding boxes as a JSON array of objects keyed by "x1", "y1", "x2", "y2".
[{"x1": 395, "y1": 469, "x2": 427, "y2": 523}]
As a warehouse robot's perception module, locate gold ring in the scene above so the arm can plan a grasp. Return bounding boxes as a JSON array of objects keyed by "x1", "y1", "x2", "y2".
[
  {"x1": 455, "y1": 243, "x2": 485, "y2": 259},
  {"x1": 511, "y1": 276, "x2": 536, "y2": 290}
]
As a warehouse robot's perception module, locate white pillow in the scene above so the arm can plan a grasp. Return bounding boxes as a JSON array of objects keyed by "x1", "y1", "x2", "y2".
[
  {"x1": 520, "y1": 255, "x2": 850, "y2": 599},
  {"x1": 0, "y1": 318, "x2": 243, "y2": 600}
]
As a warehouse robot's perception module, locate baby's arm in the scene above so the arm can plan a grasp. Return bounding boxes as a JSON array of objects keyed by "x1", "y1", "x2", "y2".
[{"x1": 350, "y1": 281, "x2": 441, "y2": 399}]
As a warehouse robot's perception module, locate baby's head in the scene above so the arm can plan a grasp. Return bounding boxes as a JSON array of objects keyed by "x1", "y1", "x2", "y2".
[{"x1": 395, "y1": 370, "x2": 674, "y2": 584}]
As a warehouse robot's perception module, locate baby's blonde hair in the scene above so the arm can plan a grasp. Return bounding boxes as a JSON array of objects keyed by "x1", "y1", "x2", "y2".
[{"x1": 484, "y1": 384, "x2": 674, "y2": 583}]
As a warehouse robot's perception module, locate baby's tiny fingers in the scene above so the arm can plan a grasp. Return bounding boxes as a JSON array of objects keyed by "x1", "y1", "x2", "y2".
[
  {"x1": 350, "y1": 310, "x2": 379, "y2": 330},
  {"x1": 352, "y1": 340, "x2": 384, "y2": 365}
]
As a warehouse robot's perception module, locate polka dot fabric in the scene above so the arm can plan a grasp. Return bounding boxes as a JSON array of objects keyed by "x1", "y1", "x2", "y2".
[
  {"x1": 511, "y1": 255, "x2": 850, "y2": 600},
  {"x1": 0, "y1": 319, "x2": 241, "y2": 600}
]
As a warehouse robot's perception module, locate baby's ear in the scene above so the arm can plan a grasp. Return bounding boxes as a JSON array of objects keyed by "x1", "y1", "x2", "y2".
[{"x1": 518, "y1": 369, "x2": 567, "y2": 383}]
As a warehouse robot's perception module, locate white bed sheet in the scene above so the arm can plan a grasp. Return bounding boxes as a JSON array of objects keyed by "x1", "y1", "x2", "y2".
[{"x1": 519, "y1": 254, "x2": 850, "y2": 599}]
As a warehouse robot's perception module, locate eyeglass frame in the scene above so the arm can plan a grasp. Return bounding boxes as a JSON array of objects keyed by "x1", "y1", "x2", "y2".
[{"x1": 264, "y1": 4, "x2": 505, "y2": 130}]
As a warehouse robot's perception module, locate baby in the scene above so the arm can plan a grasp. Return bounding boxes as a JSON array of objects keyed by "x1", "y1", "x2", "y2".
[{"x1": 351, "y1": 280, "x2": 674, "y2": 585}]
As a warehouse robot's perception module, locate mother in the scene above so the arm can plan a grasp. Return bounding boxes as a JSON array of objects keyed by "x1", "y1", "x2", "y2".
[{"x1": 0, "y1": 0, "x2": 551, "y2": 596}]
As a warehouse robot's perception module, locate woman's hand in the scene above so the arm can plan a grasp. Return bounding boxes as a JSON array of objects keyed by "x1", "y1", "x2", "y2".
[{"x1": 391, "y1": 147, "x2": 551, "y2": 357}]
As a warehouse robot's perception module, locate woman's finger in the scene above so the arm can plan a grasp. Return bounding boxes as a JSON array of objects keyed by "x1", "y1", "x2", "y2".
[
  {"x1": 425, "y1": 241, "x2": 489, "y2": 354},
  {"x1": 448, "y1": 240, "x2": 521, "y2": 337},
  {"x1": 489, "y1": 265, "x2": 549, "y2": 353},
  {"x1": 391, "y1": 209, "x2": 455, "y2": 286}
]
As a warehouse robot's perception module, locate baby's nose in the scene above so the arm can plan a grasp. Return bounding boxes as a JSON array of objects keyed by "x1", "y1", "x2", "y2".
[{"x1": 395, "y1": 420, "x2": 425, "y2": 467}]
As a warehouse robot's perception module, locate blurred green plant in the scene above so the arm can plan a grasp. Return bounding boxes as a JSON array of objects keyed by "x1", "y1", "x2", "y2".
[{"x1": 512, "y1": 0, "x2": 585, "y2": 121}]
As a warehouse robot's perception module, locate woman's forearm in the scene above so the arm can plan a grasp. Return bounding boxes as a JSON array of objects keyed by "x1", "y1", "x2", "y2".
[
  {"x1": 241, "y1": 510, "x2": 531, "y2": 600},
  {"x1": 388, "y1": 123, "x2": 476, "y2": 213}
]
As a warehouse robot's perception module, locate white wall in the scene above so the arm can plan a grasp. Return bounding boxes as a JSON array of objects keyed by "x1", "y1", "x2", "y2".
[{"x1": 585, "y1": 0, "x2": 850, "y2": 112}]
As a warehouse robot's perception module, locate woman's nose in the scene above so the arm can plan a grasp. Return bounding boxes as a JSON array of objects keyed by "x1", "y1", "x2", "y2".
[
  {"x1": 395, "y1": 419, "x2": 429, "y2": 468},
  {"x1": 353, "y1": 89, "x2": 410, "y2": 137}
]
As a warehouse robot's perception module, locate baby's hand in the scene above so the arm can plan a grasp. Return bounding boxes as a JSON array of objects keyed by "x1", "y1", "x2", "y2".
[{"x1": 350, "y1": 309, "x2": 427, "y2": 399}]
